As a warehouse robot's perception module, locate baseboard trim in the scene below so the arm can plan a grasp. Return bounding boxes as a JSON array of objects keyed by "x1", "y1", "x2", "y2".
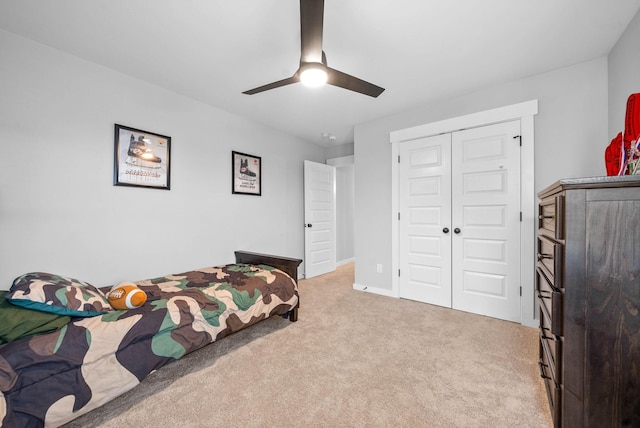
[
  {"x1": 353, "y1": 283, "x2": 397, "y2": 298},
  {"x1": 337, "y1": 258, "x2": 355, "y2": 267}
]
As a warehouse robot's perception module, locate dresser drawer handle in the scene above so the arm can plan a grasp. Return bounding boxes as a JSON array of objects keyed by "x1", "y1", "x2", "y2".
[
  {"x1": 538, "y1": 361, "x2": 552, "y2": 379},
  {"x1": 537, "y1": 293, "x2": 552, "y2": 301},
  {"x1": 538, "y1": 215, "x2": 554, "y2": 219},
  {"x1": 538, "y1": 253, "x2": 553, "y2": 261}
]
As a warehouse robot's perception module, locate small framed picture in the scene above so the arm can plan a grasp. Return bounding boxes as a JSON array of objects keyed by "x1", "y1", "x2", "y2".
[
  {"x1": 232, "y1": 151, "x2": 261, "y2": 196},
  {"x1": 113, "y1": 124, "x2": 171, "y2": 190}
]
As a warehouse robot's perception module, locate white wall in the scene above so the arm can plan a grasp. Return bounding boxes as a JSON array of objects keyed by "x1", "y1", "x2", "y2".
[
  {"x1": 0, "y1": 29, "x2": 326, "y2": 289},
  {"x1": 326, "y1": 142, "x2": 354, "y2": 160},
  {"x1": 354, "y1": 57, "x2": 609, "y2": 292},
  {"x1": 327, "y1": 156, "x2": 355, "y2": 264},
  {"x1": 335, "y1": 164, "x2": 355, "y2": 264},
  {"x1": 327, "y1": 145, "x2": 355, "y2": 265},
  {"x1": 608, "y1": 8, "x2": 640, "y2": 139}
]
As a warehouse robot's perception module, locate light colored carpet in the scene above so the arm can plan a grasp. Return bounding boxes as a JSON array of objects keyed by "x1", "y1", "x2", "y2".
[{"x1": 64, "y1": 263, "x2": 552, "y2": 428}]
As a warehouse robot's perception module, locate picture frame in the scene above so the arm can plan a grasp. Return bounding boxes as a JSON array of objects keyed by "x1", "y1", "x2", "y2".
[
  {"x1": 114, "y1": 124, "x2": 171, "y2": 190},
  {"x1": 232, "y1": 151, "x2": 261, "y2": 196}
]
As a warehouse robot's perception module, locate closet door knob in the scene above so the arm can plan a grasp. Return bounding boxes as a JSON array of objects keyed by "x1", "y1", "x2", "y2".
[
  {"x1": 443, "y1": 227, "x2": 450, "y2": 234},
  {"x1": 454, "y1": 228, "x2": 461, "y2": 234}
]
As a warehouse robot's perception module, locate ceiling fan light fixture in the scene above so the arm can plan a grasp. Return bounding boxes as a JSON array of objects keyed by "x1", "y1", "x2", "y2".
[
  {"x1": 241, "y1": 0, "x2": 384, "y2": 97},
  {"x1": 299, "y1": 63, "x2": 327, "y2": 87}
]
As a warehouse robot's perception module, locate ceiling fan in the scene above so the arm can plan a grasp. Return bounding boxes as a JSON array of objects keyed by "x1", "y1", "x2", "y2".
[{"x1": 242, "y1": 0, "x2": 385, "y2": 98}]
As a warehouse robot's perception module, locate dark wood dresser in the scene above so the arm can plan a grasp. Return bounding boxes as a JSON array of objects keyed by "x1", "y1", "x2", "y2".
[{"x1": 537, "y1": 176, "x2": 640, "y2": 427}]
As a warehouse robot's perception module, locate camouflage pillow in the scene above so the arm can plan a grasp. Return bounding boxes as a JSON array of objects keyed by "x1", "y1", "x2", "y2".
[{"x1": 7, "y1": 272, "x2": 113, "y2": 317}]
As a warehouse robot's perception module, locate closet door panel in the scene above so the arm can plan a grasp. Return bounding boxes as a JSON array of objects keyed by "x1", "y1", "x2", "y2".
[
  {"x1": 451, "y1": 120, "x2": 522, "y2": 322},
  {"x1": 399, "y1": 134, "x2": 452, "y2": 307}
]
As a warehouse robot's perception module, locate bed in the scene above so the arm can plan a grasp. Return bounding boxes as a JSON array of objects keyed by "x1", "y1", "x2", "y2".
[{"x1": 0, "y1": 251, "x2": 301, "y2": 428}]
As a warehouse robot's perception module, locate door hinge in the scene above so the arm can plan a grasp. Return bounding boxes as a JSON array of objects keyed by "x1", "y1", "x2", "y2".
[
  {"x1": 398, "y1": 155, "x2": 401, "y2": 163},
  {"x1": 520, "y1": 211, "x2": 522, "y2": 222},
  {"x1": 513, "y1": 135, "x2": 522, "y2": 146},
  {"x1": 398, "y1": 212, "x2": 401, "y2": 220},
  {"x1": 398, "y1": 269, "x2": 401, "y2": 277},
  {"x1": 520, "y1": 286, "x2": 522, "y2": 296}
]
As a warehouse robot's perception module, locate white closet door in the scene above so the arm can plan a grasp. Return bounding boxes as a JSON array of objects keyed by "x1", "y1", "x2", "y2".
[
  {"x1": 398, "y1": 134, "x2": 452, "y2": 307},
  {"x1": 451, "y1": 120, "x2": 521, "y2": 322}
]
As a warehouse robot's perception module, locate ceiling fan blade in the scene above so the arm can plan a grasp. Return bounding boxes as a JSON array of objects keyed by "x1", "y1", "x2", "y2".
[
  {"x1": 242, "y1": 75, "x2": 300, "y2": 95},
  {"x1": 326, "y1": 67, "x2": 385, "y2": 98},
  {"x1": 300, "y1": 0, "x2": 324, "y2": 63}
]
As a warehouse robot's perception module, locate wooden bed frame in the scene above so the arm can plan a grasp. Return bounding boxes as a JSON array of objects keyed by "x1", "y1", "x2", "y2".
[{"x1": 234, "y1": 250, "x2": 302, "y2": 321}]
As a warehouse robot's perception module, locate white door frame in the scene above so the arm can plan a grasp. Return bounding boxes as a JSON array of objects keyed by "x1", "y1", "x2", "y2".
[{"x1": 390, "y1": 100, "x2": 538, "y2": 327}]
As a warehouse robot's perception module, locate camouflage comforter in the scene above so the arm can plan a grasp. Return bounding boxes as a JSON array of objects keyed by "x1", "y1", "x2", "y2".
[{"x1": 0, "y1": 263, "x2": 298, "y2": 427}]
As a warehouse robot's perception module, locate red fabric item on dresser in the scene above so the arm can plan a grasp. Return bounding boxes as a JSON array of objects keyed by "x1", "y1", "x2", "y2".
[
  {"x1": 624, "y1": 93, "x2": 640, "y2": 146},
  {"x1": 605, "y1": 132, "x2": 624, "y2": 176},
  {"x1": 605, "y1": 93, "x2": 640, "y2": 176}
]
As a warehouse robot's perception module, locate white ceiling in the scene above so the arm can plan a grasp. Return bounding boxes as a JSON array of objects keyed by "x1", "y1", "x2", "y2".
[{"x1": 1, "y1": 0, "x2": 639, "y2": 146}]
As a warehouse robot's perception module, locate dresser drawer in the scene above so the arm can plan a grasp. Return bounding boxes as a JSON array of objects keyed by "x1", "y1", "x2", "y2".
[
  {"x1": 539, "y1": 350, "x2": 562, "y2": 428},
  {"x1": 538, "y1": 194, "x2": 565, "y2": 240},
  {"x1": 540, "y1": 327, "x2": 562, "y2": 380},
  {"x1": 536, "y1": 267, "x2": 563, "y2": 336},
  {"x1": 537, "y1": 236, "x2": 564, "y2": 288}
]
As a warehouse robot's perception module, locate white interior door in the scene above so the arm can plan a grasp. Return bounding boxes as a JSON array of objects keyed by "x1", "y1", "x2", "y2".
[
  {"x1": 398, "y1": 120, "x2": 521, "y2": 322},
  {"x1": 451, "y1": 120, "x2": 521, "y2": 322},
  {"x1": 304, "y1": 160, "x2": 336, "y2": 278},
  {"x1": 399, "y1": 134, "x2": 452, "y2": 307}
]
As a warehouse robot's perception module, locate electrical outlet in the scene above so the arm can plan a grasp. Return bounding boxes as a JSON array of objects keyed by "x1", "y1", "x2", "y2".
[{"x1": 376, "y1": 264, "x2": 382, "y2": 273}]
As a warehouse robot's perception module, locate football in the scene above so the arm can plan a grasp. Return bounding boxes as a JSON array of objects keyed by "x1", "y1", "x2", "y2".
[{"x1": 107, "y1": 281, "x2": 147, "y2": 310}]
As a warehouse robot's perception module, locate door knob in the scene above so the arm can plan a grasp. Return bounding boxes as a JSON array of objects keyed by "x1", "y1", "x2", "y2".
[
  {"x1": 306, "y1": 224, "x2": 313, "y2": 228},
  {"x1": 454, "y1": 228, "x2": 461, "y2": 234},
  {"x1": 443, "y1": 227, "x2": 450, "y2": 234}
]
